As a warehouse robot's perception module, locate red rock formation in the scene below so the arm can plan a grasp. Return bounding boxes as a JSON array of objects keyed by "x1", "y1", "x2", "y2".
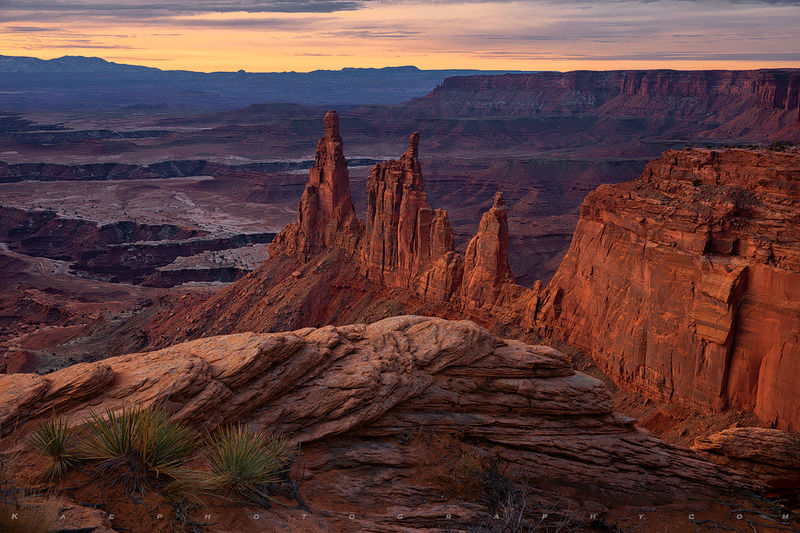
[
  {"x1": 269, "y1": 110, "x2": 362, "y2": 260},
  {"x1": 537, "y1": 148, "x2": 800, "y2": 431},
  {"x1": 416, "y1": 70, "x2": 800, "y2": 140},
  {"x1": 154, "y1": 116, "x2": 800, "y2": 433},
  {"x1": 361, "y1": 132, "x2": 463, "y2": 301},
  {"x1": 0, "y1": 316, "x2": 760, "y2": 532},
  {"x1": 461, "y1": 192, "x2": 513, "y2": 308},
  {"x1": 268, "y1": 143, "x2": 800, "y2": 432},
  {"x1": 693, "y1": 427, "x2": 800, "y2": 489}
]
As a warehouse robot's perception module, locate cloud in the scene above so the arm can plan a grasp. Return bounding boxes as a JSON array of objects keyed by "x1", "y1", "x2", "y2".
[
  {"x1": 0, "y1": 1, "x2": 367, "y2": 18},
  {"x1": 464, "y1": 50, "x2": 800, "y2": 62},
  {"x1": 577, "y1": 52, "x2": 800, "y2": 61},
  {"x1": 320, "y1": 29, "x2": 423, "y2": 39},
  {"x1": 3, "y1": 25, "x2": 56, "y2": 32},
  {"x1": 20, "y1": 42, "x2": 141, "y2": 49},
  {"x1": 166, "y1": 15, "x2": 328, "y2": 29},
  {"x1": 1, "y1": 0, "x2": 798, "y2": 71}
]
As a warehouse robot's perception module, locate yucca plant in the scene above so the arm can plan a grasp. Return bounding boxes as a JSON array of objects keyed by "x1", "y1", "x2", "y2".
[
  {"x1": 28, "y1": 415, "x2": 80, "y2": 480},
  {"x1": 205, "y1": 425, "x2": 291, "y2": 504},
  {"x1": 136, "y1": 408, "x2": 199, "y2": 478},
  {"x1": 162, "y1": 468, "x2": 220, "y2": 505},
  {"x1": 79, "y1": 404, "x2": 199, "y2": 492}
]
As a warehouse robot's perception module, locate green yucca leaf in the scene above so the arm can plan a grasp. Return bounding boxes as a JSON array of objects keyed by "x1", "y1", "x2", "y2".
[
  {"x1": 205, "y1": 424, "x2": 291, "y2": 503},
  {"x1": 136, "y1": 408, "x2": 198, "y2": 477},
  {"x1": 79, "y1": 404, "x2": 198, "y2": 480},
  {"x1": 28, "y1": 415, "x2": 80, "y2": 480},
  {"x1": 79, "y1": 406, "x2": 139, "y2": 463}
]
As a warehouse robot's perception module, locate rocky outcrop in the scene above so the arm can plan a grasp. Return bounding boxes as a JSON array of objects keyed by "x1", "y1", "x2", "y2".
[
  {"x1": 0, "y1": 158, "x2": 385, "y2": 184},
  {"x1": 270, "y1": 142, "x2": 800, "y2": 432},
  {"x1": 362, "y1": 132, "x2": 463, "y2": 301},
  {"x1": 0, "y1": 316, "x2": 759, "y2": 530},
  {"x1": 0, "y1": 205, "x2": 273, "y2": 285},
  {"x1": 269, "y1": 111, "x2": 363, "y2": 261},
  {"x1": 537, "y1": 148, "x2": 800, "y2": 431},
  {"x1": 77, "y1": 232, "x2": 273, "y2": 284},
  {"x1": 461, "y1": 192, "x2": 514, "y2": 309},
  {"x1": 270, "y1": 114, "x2": 511, "y2": 307},
  {"x1": 0, "y1": 206, "x2": 203, "y2": 260},
  {"x1": 694, "y1": 427, "x2": 800, "y2": 489}
]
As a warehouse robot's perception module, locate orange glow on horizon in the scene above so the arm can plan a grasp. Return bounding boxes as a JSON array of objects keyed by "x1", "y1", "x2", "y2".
[{"x1": 2, "y1": 1, "x2": 799, "y2": 73}]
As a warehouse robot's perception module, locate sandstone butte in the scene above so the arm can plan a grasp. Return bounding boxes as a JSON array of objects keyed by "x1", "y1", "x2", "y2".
[
  {"x1": 157, "y1": 110, "x2": 800, "y2": 434},
  {"x1": 0, "y1": 316, "x2": 774, "y2": 531}
]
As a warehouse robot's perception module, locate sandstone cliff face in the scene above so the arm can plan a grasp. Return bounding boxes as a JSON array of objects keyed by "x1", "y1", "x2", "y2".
[
  {"x1": 268, "y1": 139, "x2": 800, "y2": 432},
  {"x1": 416, "y1": 70, "x2": 800, "y2": 140},
  {"x1": 693, "y1": 427, "x2": 800, "y2": 489},
  {"x1": 461, "y1": 192, "x2": 514, "y2": 308},
  {"x1": 538, "y1": 149, "x2": 800, "y2": 431},
  {"x1": 0, "y1": 316, "x2": 758, "y2": 530}
]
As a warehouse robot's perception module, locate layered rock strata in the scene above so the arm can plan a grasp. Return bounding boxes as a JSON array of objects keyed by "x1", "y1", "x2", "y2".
[
  {"x1": 271, "y1": 113, "x2": 508, "y2": 306},
  {"x1": 461, "y1": 192, "x2": 514, "y2": 308},
  {"x1": 413, "y1": 70, "x2": 800, "y2": 140},
  {"x1": 0, "y1": 316, "x2": 757, "y2": 530},
  {"x1": 537, "y1": 149, "x2": 800, "y2": 431},
  {"x1": 694, "y1": 427, "x2": 800, "y2": 489},
  {"x1": 176, "y1": 114, "x2": 800, "y2": 432},
  {"x1": 362, "y1": 132, "x2": 462, "y2": 300}
]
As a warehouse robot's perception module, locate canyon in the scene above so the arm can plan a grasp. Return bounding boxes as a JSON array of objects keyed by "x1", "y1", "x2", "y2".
[
  {"x1": 149, "y1": 111, "x2": 800, "y2": 435},
  {"x1": 3, "y1": 69, "x2": 798, "y2": 293},
  {"x1": 1, "y1": 68, "x2": 800, "y2": 531}
]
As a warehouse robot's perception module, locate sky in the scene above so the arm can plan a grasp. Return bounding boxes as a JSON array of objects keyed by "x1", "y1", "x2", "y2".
[{"x1": 1, "y1": 0, "x2": 800, "y2": 72}]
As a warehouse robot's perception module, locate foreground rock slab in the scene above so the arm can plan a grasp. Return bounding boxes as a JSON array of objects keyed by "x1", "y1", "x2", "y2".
[
  {"x1": 0, "y1": 316, "x2": 759, "y2": 531},
  {"x1": 694, "y1": 427, "x2": 800, "y2": 490}
]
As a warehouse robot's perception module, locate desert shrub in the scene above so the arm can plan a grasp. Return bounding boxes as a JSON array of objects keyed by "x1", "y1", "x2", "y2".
[
  {"x1": 447, "y1": 447, "x2": 490, "y2": 499},
  {"x1": 423, "y1": 433, "x2": 493, "y2": 500},
  {"x1": 162, "y1": 468, "x2": 219, "y2": 505},
  {"x1": 79, "y1": 404, "x2": 199, "y2": 492},
  {"x1": 463, "y1": 471, "x2": 586, "y2": 533},
  {"x1": 23, "y1": 405, "x2": 296, "y2": 511},
  {"x1": 0, "y1": 498, "x2": 60, "y2": 533},
  {"x1": 767, "y1": 141, "x2": 792, "y2": 152},
  {"x1": 27, "y1": 415, "x2": 80, "y2": 480},
  {"x1": 204, "y1": 424, "x2": 291, "y2": 504}
]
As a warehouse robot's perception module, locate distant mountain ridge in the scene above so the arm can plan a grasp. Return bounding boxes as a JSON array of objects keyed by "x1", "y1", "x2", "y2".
[
  {"x1": 0, "y1": 54, "x2": 529, "y2": 109},
  {"x1": 0, "y1": 55, "x2": 477, "y2": 75},
  {"x1": 0, "y1": 55, "x2": 159, "y2": 73}
]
